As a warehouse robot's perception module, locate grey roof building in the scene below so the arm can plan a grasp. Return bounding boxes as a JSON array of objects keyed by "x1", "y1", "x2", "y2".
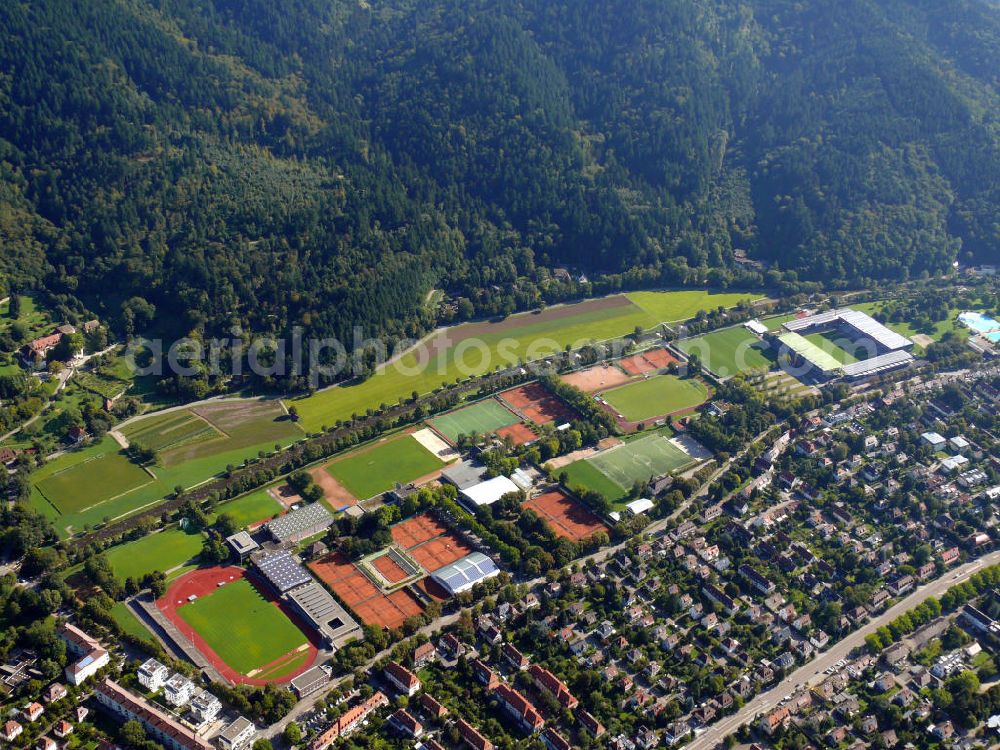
[
  {"x1": 265, "y1": 502, "x2": 333, "y2": 544},
  {"x1": 440, "y1": 460, "x2": 489, "y2": 490},
  {"x1": 225, "y1": 531, "x2": 259, "y2": 560},
  {"x1": 285, "y1": 581, "x2": 362, "y2": 649}
]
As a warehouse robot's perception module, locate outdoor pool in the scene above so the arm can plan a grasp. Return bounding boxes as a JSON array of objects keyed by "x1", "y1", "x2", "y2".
[{"x1": 958, "y1": 311, "x2": 1000, "y2": 342}]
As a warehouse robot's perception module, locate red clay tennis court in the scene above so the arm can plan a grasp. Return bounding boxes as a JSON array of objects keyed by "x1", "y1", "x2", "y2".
[
  {"x1": 372, "y1": 554, "x2": 411, "y2": 585},
  {"x1": 619, "y1": 348, "x2": 678, "y2": 375},
  {"x1": 499, "y1": 383, "x2": 577, "y2": 425},
  {"x1": 391, "y1": 513, "x2": 449, "y2": 548},
  {"x1": 352, "y1": 589, "x2": 424, "y2": 630},
  {"x1": 308, "y1": 553, "x2": 379, "y2": 607},
  {"x1": 390, "y1": 512, "x2": 473, "y2": 572},
  {"x1": 560, "y1": 364, "x2": 632, "y2": 393},
  {"x1": 524, "y1": 489, "x2": 610, "y2": 542},
  {"x1": 156, "y1": 565, "x2": 318, "y2": 686},
  {"x1": 309, "y1": 552, "x2": 426, "y2": 630},
  {"x1": 496, "y1": 422, "x2": 538, "y2": 446},
  {"x1": 409, "y1": 532, "x2": 474, "y2": 572}
]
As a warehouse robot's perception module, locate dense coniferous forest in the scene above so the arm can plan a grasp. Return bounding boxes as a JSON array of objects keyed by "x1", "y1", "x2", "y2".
[{"x1": 1, "y1": 0, "x2": 999, "y2": 345}]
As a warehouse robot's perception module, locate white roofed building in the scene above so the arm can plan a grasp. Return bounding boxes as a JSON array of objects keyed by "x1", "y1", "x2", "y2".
[
  {"x1": 459, "y1": 476, "x2": 521, "y2": 511},
  {"x1": 430, "y1": 552, "x2": 500, "y2": 596},
  {"x1": 137, "y1": 659, "x2": 169, "y2": 692},
  {"x1": 625, "y1": 498, "x2": 655, "y2": 516}
]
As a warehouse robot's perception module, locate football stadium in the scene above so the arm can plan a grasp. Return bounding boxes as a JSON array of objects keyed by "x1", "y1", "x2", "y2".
[{"x1": 768, "y1": 308, "x2": 914, "y2": 382}]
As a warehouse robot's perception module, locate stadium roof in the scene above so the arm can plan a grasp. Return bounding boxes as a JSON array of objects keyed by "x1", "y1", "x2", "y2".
[
  {"x1": 459, "y1": 475, "x2": 521, "y2": 507},
  {"x1": 253, "y1": 549, "x2": 312, "y2": 593},
  {"x1": 745, "y1": 319, "x2": 769, "y2": 336},
  {"x1": 265, "y1": 502, "x2": 333, "y2": 542},
  {"x1": 783, "y1": 308, "x2": 912, "y2": 351},
  {"x1": 777, "y1": 332, "x2": 845, "y2": 373},
  {"x1": 840, "y1": 350, "x2": 914, "y2": 378},
  {"x1": 431, "y1": 552, "x2": 500, "y2": 595}
]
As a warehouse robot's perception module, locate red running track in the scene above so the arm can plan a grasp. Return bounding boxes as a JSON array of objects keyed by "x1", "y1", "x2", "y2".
[{"x1": 156, "y1": 565, "x2": 319, "y2": 686}]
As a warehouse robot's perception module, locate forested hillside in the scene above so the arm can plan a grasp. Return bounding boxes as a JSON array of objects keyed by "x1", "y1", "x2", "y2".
[{"x1": 1, "y1": 0, "x2": 999, "y2": 347}]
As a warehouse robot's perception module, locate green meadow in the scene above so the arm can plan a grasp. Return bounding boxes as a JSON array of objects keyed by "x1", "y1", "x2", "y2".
[{"x1": 289, "y1": 290, "x2": 761, "y2": 431}]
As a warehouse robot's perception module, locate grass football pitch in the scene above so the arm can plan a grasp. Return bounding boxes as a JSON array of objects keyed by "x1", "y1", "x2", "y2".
[
  {"x1": 35, "y1": 450, "x2": 151, "y2": 514},
  {"x1": 677, "y1": 326, "x2": 773, "y2": 379},
  {"x1": 601, "y1": 374, "x2": 707, "y2": 421},
  {"x1": 589, "y1": 434, "x2": 693, "y2": 489},
  {"x1": 104, "y1": 528, "x2": 205, "y2": 581},
  {"x1": 429, "y1": 399, "x2": 519, "y2": 442},
  {"x1": 177, "y1": 578, "x2": 307, "y2": 675},
  {"x1": 802, "y1": 331, "x2": 861, "y2": 364},
  {"x1": 326, "y1": 435, "x2": 444, "y2": 500}
]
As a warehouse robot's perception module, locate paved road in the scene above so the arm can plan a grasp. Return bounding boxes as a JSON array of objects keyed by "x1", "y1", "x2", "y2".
[
  {"x1": 264, "y1": 429, "x2": 772, "y2": 740},
  {"x1": 686, "y1": 551, "x2": 1000, "y2": 750}
]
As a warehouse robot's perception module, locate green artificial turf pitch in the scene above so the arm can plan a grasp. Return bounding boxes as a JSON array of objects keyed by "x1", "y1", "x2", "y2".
[
  {"x1": 35, "y1": 451, "x2": 151, "y2": 514},
  {"x1": 588, "y1": 434, "x2": 693, "y2": 490},
  {"x1": 325, "y1": 435, "x2": 444, "y2": 500},
  {"x1": 600, "y1": 374, "x2": 708, "y2": 422},
  {"x1": 561, "y1": 459, "x2": 628, "y2": 502},
  {"x1": 676, "y1": 326, "x2": 773, "y2": 379},
  {"x1": 177, "y1": 578, "x2": 308, "y2": 675},
  {"x1": 429, "y1": 399, "x2": 519, "y2": 442}
]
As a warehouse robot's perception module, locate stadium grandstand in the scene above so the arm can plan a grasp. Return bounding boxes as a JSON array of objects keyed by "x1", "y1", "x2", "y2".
[{"x1": 769, "y1": 308, "x2": 914, "y2": 382}]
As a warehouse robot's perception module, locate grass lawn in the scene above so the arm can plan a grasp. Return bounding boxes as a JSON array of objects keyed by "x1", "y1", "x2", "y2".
[
  {"x1": 104, "y1": 528, "x2": 205, "y2": 581},
  {"x1": 177, "y1": 578, "x2": 307, "y2": 675},
  {"x1": 111, "y1": 601, "x2": 155, "y2": 643},
  {"x1": 32, "y1": 430, "x2": 297, "y2": 538},
  {"x1": 325, "y1": 434, "x2": 444, "y2": 500},
  {"x1": 763, "y1": 313, "x2": 798, "y2": 331},
  {"x1": 428, "y1": 399, "x2": 518, "y2": 442},
  {"x1": 589, "y1": 434, "x2": 693, "y2": 489},
  {"x1": 600, "y1": 374, "x2": 708, "y2": 421},
  {"x1": 802, "y1": 331, "x2": 861, "y2": 364},
  {"x1": 677, "y1": 326, "x2": 773, "y2": 378},
  {"x1": 35, "y1": 445, "x2": 152, "y2": 514},
  {"x1": 289, "y1": 290, "x2": 761, "y2": 432},
  {"x1": 210, "y1": 489, "x2": 283, "y2": 529},
  {"x1": 0, "y1": 295, "x2": 52, "y2": 338},
  {"x1": 561, "y1": 459, "x2": 626, "y2": 503}
]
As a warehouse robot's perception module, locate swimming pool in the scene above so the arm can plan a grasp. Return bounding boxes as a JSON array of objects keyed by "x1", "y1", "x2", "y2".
[{"x1": 959, "y1": 311, "x2": 1000, "y2": 342}]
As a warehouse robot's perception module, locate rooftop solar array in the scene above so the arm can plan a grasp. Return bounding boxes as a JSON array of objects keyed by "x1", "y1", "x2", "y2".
[
  {"x1": 265, "y1": 502, "x2": 333, "y2": 542},
  {"x1": 254, "y1": 549, "x2": 312, "y2": 593},
  {"x1": 840, "y1": 350, "x2": 914, "y2": 378},
  {"x1": 431, "y1": 551, "x2": 500, "y2": 596}
]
